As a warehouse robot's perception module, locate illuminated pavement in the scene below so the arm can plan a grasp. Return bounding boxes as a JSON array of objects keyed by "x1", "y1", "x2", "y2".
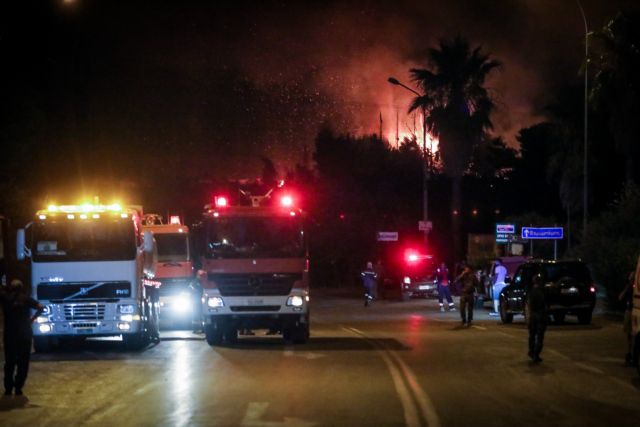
[{"x1": 1, "y1": 292, "x2": 639, "y2": 426}]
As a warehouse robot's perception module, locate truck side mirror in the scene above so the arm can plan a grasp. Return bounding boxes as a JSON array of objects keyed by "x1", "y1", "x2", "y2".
[
  {"x1": 16, "y1": 229, "x2": 26, "y2": 261},
  {"x1": 142, "y1": 231, "x2": 157, "y2": 278}
]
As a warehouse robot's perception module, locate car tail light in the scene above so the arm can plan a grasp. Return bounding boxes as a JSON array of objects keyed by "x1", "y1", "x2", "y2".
[
  {"x1": 215, "y1": 196, "x2": 228, "y2": 208},
  {"x1": 589, "y1": 285, "x2": 596, "y2": 293}
]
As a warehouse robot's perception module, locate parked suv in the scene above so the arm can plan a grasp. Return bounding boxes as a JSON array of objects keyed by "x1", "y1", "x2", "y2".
[{"x1": 499, "y1": 260, "x2": 596, "y2": 324}]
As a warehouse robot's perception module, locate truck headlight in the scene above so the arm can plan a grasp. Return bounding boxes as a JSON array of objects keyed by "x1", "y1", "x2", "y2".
[
  {"x1": 39, "y1": 324, "x2": 52, "y2": 333},
  {"x1": 36, "y1": 316, "x2": 49, "y2": 324},
  {"x1": 120, "y1": 314, "x2": 141, "y2": 322},
  {"x1": 403, "y1": 276, "x2": 411, "y2": 285},
  {"x1": 287, "y1": 295, "x2": 304, "y2": 307},
  {"x1": 119, "y1": 304, "x2": 136, "y2": 314},
  {"x1": 207, "y1": 297, "x2": 224, "y2": 308},
  {"x1": 174, "y1": 292, "x2": 192, "y2": 313}
]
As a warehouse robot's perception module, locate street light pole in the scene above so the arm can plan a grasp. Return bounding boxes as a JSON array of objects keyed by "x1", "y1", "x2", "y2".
[
  {"x1": 388, "y1": 77, "x2": 429, "y2": 248},
  {"x1": 577, "y1": 0, "x2": 589, "y2": 237}
]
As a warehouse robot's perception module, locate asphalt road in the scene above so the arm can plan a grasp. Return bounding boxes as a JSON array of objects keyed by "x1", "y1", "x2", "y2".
[{"x1": 1, "y1": 291, "x2": 639, "y2": 427}]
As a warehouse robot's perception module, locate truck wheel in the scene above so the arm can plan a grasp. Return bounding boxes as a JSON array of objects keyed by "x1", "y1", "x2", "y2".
[
  {"x1": 291, "y1": 324, "x2": 309, "y2": 344},
  {"x1": 553, "y1": 312, "x2": 566, "y2": 324},
  {"x1": 33, "y1": 337, "x2": 52, "y2": 353},
  {"x1": 499, "y1": 300, "x2": 513, "y2": 324},
  {"x1": 224, "y1": 326, "x2": 238, "y2": 344},
  {"x1": 123, "y1": 333, "x2": 148, "y2": 351},
  {"x1": 204, "y1": 324, "x2": 223, "y2": 346},
  {"x1": 577, "y1": 310, "x2": 592, "y2": 325}
]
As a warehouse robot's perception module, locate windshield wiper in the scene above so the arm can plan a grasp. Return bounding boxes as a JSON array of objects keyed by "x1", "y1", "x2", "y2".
[{"x1": 63, "y1": 282, "x2": 106, "y2": 300}]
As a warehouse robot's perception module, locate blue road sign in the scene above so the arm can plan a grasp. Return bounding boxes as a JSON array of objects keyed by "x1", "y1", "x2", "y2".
[{"x1": 521, "y1": 227, "x2": 563, "y2": 240}]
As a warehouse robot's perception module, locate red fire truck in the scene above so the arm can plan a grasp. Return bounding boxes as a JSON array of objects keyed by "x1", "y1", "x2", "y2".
[{"x1": 195, "y1": 186, "x2": 310, "y2": 345}]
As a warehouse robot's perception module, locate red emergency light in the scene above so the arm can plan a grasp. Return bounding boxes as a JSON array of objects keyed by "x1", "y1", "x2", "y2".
[
  {"x1": 280, "y1": 195, "x2": 294, "y2": 208},
  {"x1": 215, "y1": 196, "x2": 228, "y2": 208},
  {"x1": 169, "y1": 215, "x2": 181, "y2": 225}
]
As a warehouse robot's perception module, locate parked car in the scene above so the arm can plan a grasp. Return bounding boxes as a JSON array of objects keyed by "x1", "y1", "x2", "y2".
[{"x1": 499, "y1": 259, "x2": 597, "y2": 324}]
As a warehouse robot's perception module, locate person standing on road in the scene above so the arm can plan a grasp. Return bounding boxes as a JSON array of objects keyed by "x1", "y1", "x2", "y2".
[
  {"x1": 490, "y1": 259, "x2": 508, "y2": 316},
  {"x1": 436, "y1": 262, "x2": 454, "y2": 312},
  {"x1": 619, "y1": 270, "x2": 635, "y2": 365},
  {"x1": 456, "y1": 265, "x2": 478, "y2": 326},
  {"x1": 1, "y1": 279, "x2": 44, "y2": 396},
  {"x1": 361, "y1": 261, "x2": 377, "y2": 307},
  {"x1": 527, "y1": 274, "x2": 548, "y2": 363}
]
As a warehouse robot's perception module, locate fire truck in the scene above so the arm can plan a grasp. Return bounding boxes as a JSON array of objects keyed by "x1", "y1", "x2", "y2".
[
  {"x1": 142, "y1": 215, "x2": 198, "y2": 329},
  {"x1": 195, "y1": 187, "x2": 310, "y2": 345},
  {"x1": 16, "y1": 203, "x2": 159, "y2": 351}
]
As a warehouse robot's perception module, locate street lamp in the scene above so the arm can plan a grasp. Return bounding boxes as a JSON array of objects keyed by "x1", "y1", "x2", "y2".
[
  {"x1": 388, "y1": 77, "x2": 430, "y2": 248},
  {"x1": 577, "y1": 0, "x2": 589, "y2": 236}
]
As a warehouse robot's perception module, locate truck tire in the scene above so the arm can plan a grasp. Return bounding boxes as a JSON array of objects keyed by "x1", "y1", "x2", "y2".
[
  {"x1": 553, "y1": 312, "x2": 566, "y2": 324},
  {"x1": 123, "y1": 332, "x2": 148, "y2": 351},
  {"x1": 204, "y1": 324, "x2": 223, "y2": 346},
  {"x1": 499, "y1": 300, "x2": 513, "y2": 324},
  {"x1": 33, "y1": 337, "x2": 52, "y2": 353},
  {"x1": 577, "y1": 310, "x2": 592, "y2": 325},
  {"x1": 224, "y1": 326, "x2": 238, "y2": 344},
  {"x1": 291, "y1": 324, "x2": 309, "y2": 344}
]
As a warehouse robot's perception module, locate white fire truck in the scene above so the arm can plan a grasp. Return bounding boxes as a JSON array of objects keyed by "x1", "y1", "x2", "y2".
[
  {"x1": 195, "y1": 188, "x2": 310, "y2": 345},
  {"x1": 142, "y1": 215, "x2": 198, "y2": 329},
  {"x1": 16, "y1": 203, "x2": 159, "y2": 351}
]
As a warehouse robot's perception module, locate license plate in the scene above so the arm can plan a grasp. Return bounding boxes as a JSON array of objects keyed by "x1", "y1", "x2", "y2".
[
  {"x1": 248, "y1": 298, "x2": 264, "y2": 305},
  {"x1": 419, "y1": 285, "x2": 432, "y2": 290}
]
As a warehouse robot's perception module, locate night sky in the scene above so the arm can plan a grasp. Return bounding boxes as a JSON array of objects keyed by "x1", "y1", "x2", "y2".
[{"x1": 2, "y1": 0, "x2": 639, "y2": 181}]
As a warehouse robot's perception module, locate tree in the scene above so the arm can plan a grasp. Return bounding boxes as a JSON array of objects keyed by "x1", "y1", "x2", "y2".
[
  {"x1": 408, "y1": 36, "x2": 500, "y2": 259},
  {"x1": 590, "y1": 11, "x2": 640, "y2": 185}
]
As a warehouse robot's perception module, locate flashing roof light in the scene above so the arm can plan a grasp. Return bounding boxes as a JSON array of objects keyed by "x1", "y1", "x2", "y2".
[
  {"x1": 169, "y1": 215, "x2": 181, "y2": 225},
  {"x1": 290, "y1": 211, "x2": 297, "y2": 217},
  {"x1": 48, "y1": 205, "x2": 58, "y2": 212},
  {"x1": 215, "y1": 196, "x2": 228, "y2": 208},
  {"x1": 281, "y1": 195, "x2": 294, "y2": 208},
  {"x1": 44, "y1": 203, "x2": 126, "y2": 214},
  {"x1": 407, "y1": 254, "x2": 419, "y2": 263}
]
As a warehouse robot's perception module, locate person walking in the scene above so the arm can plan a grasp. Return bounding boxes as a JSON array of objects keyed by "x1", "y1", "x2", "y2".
[
  {"x1": 361, "y1": 261, "x2": 377, "y2": 307},
  {"x1": 436, "y1": 262, "x2": 454, "y2": 312},
  {"x1": 490, "y1": 259, "x2": 508, "y2": 316},
  {"x1": 456, "y1": 265, "x2": 478, "y2": 327},
  {"x1": 1, "y1": 279, "x2": 44, "y2": 396},
  {"x1": 527, "y1": 274, "x2": 548, "y2": 363}
]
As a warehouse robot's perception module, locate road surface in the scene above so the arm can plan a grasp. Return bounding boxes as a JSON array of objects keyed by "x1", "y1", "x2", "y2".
[{"x1": 1, "y1": 291, "x2": 639, "y2": 426}]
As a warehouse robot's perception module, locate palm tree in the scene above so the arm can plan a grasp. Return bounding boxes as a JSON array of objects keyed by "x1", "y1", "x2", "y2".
[
  {"x1": 409, "y1": 36, "x2": 500, "y2": 259},
  {"x1": 590, "y1": 11, "x2": 640, "y2": 185}
]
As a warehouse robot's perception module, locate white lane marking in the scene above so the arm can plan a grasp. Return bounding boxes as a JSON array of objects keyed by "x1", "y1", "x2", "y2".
[
  {"x1": 133, "y1": 380, "x2": 162, "y2": 396},
  {"x1": 471, "y1": 325, "x2": 487, "y2": 330},
  {"x1": 609, "y1": 377, "x2": 638, "y2": 392},
  {"x1": 341, "y1": 328, "x2": 420, "y2": 427},
  {"x1": 574, "y1": 362, "x2": 605, "y2": 375},
  {"x1": 546, "y1": 349, "x2": 572, "y2": 361},
  {"x1": 241, "y1": 402, "x2": 315, "y2": 427},
  {"x1": 343, "y1": 326, "x2": 441, "y2": 427}
]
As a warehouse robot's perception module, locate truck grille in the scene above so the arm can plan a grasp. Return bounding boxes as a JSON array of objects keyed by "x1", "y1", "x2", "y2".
[
  {"x1": 71, "y1": 322, "x2": 98, "y2": 328},
  {"x1": 230, "y1": 305, "x2": 281, "y2": 312},
  {"x1": 208, "y1": 273, "x2": 300, "y2": 296},
  {"x1": 64, "y1": 304, "x2": 106, "y2": 321}
]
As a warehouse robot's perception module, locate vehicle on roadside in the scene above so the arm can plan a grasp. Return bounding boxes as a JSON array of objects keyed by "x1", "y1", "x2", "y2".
[
  {"x1": 632, "y1": 254, "x2": 640, "y2": 375},
  {"x1": 142, "y1": 215, "x2": 198, "y2": 330},
  {"x1": 16, "y1": 202, "x2": 159, "y2": 351},
  {"x1": 401, "y1": 250, "x2": 438, "y2": 299},
  {"x1": 481, "y1": 256, "x2": 528, "y2": 300},
  {"x1": 499, "y1": 259, "x2": 596, "y2": 324},
  {"x1": 194, "y1": 183, "x2": 309, "y2": 346}
]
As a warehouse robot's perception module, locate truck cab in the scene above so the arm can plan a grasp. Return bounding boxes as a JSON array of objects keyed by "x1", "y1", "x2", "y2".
[
  {"x1": 142, "y1": 216, "x2": 197, "y2": 329},
  {"x1": 195, "y1": 189, "x2": 310, "y2": 346},
  {"x1": 17, "y1": 203, "x2": 159, "y2": 351}
]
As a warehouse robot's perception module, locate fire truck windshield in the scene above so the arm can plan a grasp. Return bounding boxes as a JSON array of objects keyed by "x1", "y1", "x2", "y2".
[
  {"x1": 32, "y1": 220, "x2": 137, "y2": 262},
  {"x1": 205, "y1": 217, "x2": 304, "y2": 259},
  {"x1": 155, "y1": 233, "x2": 189, "y2": 262}
]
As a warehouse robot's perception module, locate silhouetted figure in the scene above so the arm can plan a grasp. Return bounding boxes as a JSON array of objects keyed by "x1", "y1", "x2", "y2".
[
  {"x1": 527, "y1": 274, "x2": 547, "y2": 363},
  {"x1": 456, "y1": 266, "x2": 478, "y2": 326},
  {"x1": 1, "y1": 279, "x2": 44, "y2": 395},
  {"x1": 361, "y1": 262, "x2": 377, "y2": 307},
  {"x1": 619, "y1": 270, "x2": 634, "y2": 365}
]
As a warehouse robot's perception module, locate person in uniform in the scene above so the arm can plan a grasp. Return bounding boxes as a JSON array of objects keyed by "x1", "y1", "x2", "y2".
[
  {"x1": 361, "y1": 262, "x2": 377, "y2": 307},
  {"x1": 1, "y1": 279, "x2": 44, "y2": 395}
]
